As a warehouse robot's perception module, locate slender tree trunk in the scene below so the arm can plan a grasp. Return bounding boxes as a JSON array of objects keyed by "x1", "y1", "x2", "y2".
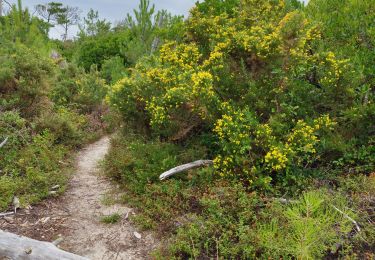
[
  {"x1": 63, "y1": 23, "x2": 68, "y2": 41},
  {"x1": 0, "y1": 0, "x2": 3, "y2": 17}
]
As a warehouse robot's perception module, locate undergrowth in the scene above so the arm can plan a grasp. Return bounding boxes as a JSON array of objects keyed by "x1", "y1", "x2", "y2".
[
  {"x1": 100, "y1": 213, "x2": 121, "y2": 224},
  {"x1": 104, "y1": 132, "x2": 375, "y2": 259}
]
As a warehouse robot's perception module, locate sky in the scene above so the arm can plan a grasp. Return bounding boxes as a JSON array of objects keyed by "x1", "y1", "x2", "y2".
[
  {"x1": 13, "y1": 0, "x2": 198, "y2": 39},
  {"x1": 5, "y1": 0, "x2": 309, "y2": 39}
]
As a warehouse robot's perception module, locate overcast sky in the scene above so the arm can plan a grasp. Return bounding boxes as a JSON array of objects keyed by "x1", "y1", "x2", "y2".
[{"x1": 17, "y1": 0, "x2": 197, "y2": 39}]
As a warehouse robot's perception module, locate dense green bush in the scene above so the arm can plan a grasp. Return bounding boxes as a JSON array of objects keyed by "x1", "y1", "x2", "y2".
[
  {"x1": 166, "y1": 189, "x2": 354, "y2": 259},
  {"x1": 109, "y1": 0, "x2": 375, "y2": 190},
  {"x1": 0, "y1": 43, "x2": 54, "y2": 117},
  {"x1": 100, "y1": 56, "x2": 127, "y2": 84},
  {"x1": 75, "y1": 32, "x2": 129, "y2": 71},
  {"x1": 104, "y1": 0, "x2": 374, "y2": 258}
]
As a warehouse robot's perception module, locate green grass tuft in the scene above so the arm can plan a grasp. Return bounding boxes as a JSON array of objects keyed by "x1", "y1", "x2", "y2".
[{"x1": 100, "y1": 213, "x2": 122, "y2": 224}]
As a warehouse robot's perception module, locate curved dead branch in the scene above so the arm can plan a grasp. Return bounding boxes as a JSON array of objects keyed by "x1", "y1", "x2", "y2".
[
  {"x1": 0, "y1": 137, "x2": 8, "y2": 149},
  {"x1": 159, "y1": 160, "x2": 213, "y2": 180}
]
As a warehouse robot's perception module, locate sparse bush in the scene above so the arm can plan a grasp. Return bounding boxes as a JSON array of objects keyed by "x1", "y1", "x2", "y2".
[
  {"x1": 0, "y1": 129, "x2": 68, "y2": 210},
  {"x1": 100, "y1": 213, "x2": 121, "y2": 224}
]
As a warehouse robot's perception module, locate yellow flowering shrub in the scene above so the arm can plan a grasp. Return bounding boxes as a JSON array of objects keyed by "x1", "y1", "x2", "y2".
[
  {"x1": 108, "y1": 41, "x2": 223, "y2": 136},
  {"x1": 108, "y1": 0, "x2": 368, "y2": 186},
  {"x1": 213, "y1": 107, "x2": 336, "y2": 187}
]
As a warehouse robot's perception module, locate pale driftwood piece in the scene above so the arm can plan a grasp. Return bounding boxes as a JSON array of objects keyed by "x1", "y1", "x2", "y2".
[
  {"x1": 159, "y1": 160, "x2": 213, "y2": 180},
  {"x1": 332, "y1": 205, "x2": 361, "y2": 232},
  {"x1": 0, "y1": 230, "x2": 89, "y2": 260},
  {"x1": 0, "y1": 211, "x2": 14, "y2": 217},
  {"x1": 276, "y1": 198, "x2": 297, "y2": 204},
  {"x1": 0, "y1": 137, "x2": 8, "y2": 149},
  {"x1": 58, "y1": 160, "x2": 69, "y2": 165}
]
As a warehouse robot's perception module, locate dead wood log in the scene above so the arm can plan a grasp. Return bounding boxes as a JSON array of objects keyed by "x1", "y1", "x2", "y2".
[
  {"x1": 159, "y1": 160, "x2": 213, "y2": 180},
  {"x1": 0, "y1": 212, "x2": 14, "y2": 217},
  {"x1": 332, "y1": 205, "x2": 361, "y2": 232},
  {"x1": 0, "y1": 230, "x2": 89, "y2": 260},
  {"x1": 0, "y1": 137, "x2": 8, "y2": 149}
]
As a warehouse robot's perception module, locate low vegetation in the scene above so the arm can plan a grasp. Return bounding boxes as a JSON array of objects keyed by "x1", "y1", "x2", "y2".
[
  {"x1": 0, "y1": 1, "x2": 114, "y2": 211},
  {"x1": 104, "y1": 134, "x2": 374, "y2": 259},
  {"x1": 100, "y1": 213, "x2": 121, "y2": 224},
  {"x1": 1, "y1": 0, "x2": 374, "y2": 258}
]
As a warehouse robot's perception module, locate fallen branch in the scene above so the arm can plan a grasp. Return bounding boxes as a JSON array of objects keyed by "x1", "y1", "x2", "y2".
[
  {"x1": 159, "y1": 160, "x2": 213, "y2": 180},
  {"x1": 0, "y1": 137, "x2": 8, "y2": 149},
  {"x1": 0, "y1": 230, "x2": 89, "y2": 260},
  {"x1": 332, "y1": 205, "x2": 361, "y2": 232},
  {"x1": 275, "y1": 198, "x2": 297, "y2": 204},
  {"x1": 58, "y1": 160, "x2": 69, "y2": 165},
  {"x1": 0, "y1": 211, "x2": 14, "y2": 217}
]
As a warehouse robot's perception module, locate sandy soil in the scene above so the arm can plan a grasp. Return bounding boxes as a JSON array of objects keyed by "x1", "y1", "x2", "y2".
[{"x1": 0, "y1": 136, "x2": 156, "y2": 260}]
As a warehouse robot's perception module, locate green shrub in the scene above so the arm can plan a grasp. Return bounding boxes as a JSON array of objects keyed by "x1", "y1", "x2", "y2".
[
  {"x1": 108, "y1": 0, "x2": 374, "y2": 186},
  {"x1": 74, "y1": 66, "x2": 108, "y2": 113},
  {"x1": 100, "y1": 213, "x2": 121, "y2": 224},
  {"x1": 52, "y1": 64, "x2": 108, "y2": 113},
  {"x1": 163, "y1": 190, "x2": 355, "y2": 259},
  {"x1": 0, "y1": 43, "x2": 55, "y2": 117},
  {"x1": 104, "y1": 132, "x2": 374, "y2": 258},
  {"x1": 33, "y1": 107, "x2": 88, "y2": 147},
  {"x1": 0, "y1": 130, "x2": 68, "y2": 211},
  {"x1": 103, "y1": 133, "x2": 209, "y2": 229},
  {"x1": 75, "y1": 32, "x2": 129, "y2": 71},
  {"x1": 101, "y1": 56, "x2": 127, "y2": 84}
]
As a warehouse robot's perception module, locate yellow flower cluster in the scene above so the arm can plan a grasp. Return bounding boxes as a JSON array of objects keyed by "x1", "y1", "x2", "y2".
[
  {"x1": 203, "y1": 40, "x2": 231, "y2": 69},
  {"x1": 320, "y1": 51, "x2": 349, "y2": 87},
  {"x1": 236, "y1": 25, "x2": 280, "y2": 58},
  {"x1": 264, "y1": 146, "x2": 289, "y2": 171},
  {"x1": 287, "y1": 120, "x2": 318, "y2": 154},
  {"x1": 213, "y1": 155, "x2": 234, "y2": 177},
  {"x1": 214, "y1": 113, "x2": 336, "y2": 176},
  {"x1": 146, "y1": 97, "x2": 168, "y2": 126},
  {"x1": 255, "y1": 124, "x2": 275, "y2": 148},
  {"x1": 108, "y1": 39, "x2": 222, "y2": 131},
  {"x1": 160, "y1": 42, "x2": 202, "y2": 71},
  {"x1": 191, "y1": 71, "x2": 213, "y2": 86},
  {"x1": 313, "y1": 115, "x2": 336, "y2": 131},
  {"x1": 214, "y1": 111, "x2": 251, "y2": 147}
]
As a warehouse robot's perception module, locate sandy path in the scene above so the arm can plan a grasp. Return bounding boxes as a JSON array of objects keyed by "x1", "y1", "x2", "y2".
[
  {"x1": 58, "y1": 136, "x2": 156, "y2": 259},
  {"x1": 0, "y1": 136, "x2": 156, "y2": 259}
]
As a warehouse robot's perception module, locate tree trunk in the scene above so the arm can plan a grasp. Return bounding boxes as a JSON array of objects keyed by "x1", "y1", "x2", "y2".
[{"x1": 0, "y1": 230, "x2": 89, "y2": 260}]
